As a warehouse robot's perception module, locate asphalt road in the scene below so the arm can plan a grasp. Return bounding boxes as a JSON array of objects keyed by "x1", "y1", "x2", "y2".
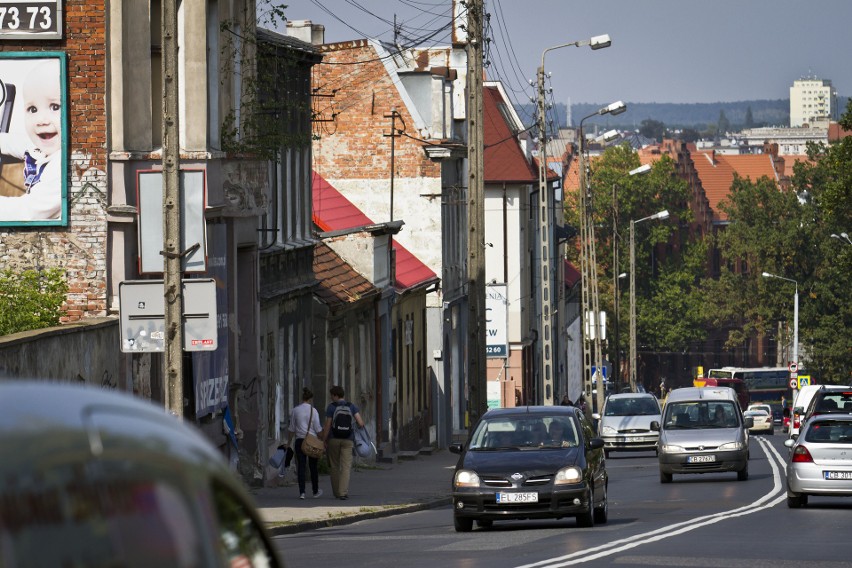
[{"x1": 274, "y1": 434, "x2": 852, "y2": 568}]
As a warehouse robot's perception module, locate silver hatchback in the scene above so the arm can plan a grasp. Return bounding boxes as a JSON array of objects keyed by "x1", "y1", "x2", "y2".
[
  {"x1": 652, "y1": 387, "x2": 752, "y2": 483},
  {"x1": 595, "y1": 393, "x2": 661, "y2": 458},
  {"x1": 784, "y1": 414, "x2": 852, "y2": 508}
]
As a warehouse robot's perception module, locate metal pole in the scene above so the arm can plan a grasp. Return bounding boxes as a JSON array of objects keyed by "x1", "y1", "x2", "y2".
[
  {"x1": 162, "y1": 0, "x2": 183, "y2": 417},
  {"x1": 536, "y1": 58, "x2": 554, "y2": 406},
  {"x1": 612, "y1": 184, "x2": 619, "y2": 392},
  {"x1": 629, "y1": 219, "x2": 636, "y2": 393}
]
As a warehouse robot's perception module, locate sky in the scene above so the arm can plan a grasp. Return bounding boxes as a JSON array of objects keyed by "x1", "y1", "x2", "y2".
[{"x1": 278, "y1": 0, "x2": 851, "y2": 108}]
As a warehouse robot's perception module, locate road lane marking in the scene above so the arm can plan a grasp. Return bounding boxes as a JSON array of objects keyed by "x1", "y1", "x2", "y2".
[{"x1": 515, "y1": 437, "x2": 786, "y2": 568}]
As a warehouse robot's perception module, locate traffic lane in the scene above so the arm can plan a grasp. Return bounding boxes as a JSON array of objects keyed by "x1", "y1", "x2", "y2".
[{"x1": 274, "y1": 439, "x2": 785, "y2": 568}]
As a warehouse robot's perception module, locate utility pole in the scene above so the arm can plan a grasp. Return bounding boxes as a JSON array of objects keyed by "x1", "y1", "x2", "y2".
[
  {"x1": 162, "y1": 0, "x2": 183, "y2": 417},
  {"x1": 536, "y1": 57, "x2": 555, "y2": 406},
  {"x1": 383, "y1": 109, "x2": 402, "y2": 222},
  {"x1": 466, "y1": 0, "x2": 487, "y2": 425}
]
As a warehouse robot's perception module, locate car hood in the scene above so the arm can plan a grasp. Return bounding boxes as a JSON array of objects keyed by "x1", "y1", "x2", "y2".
[
  {"x1": 460, "y1": 447, "x2": 581, "y2": 474},
  {"x1": 661, "y1": 427, "x2": 743, "y2": 447},
  {"x1": 601, "y1": 415, "x2": 660, "y2": 430}
]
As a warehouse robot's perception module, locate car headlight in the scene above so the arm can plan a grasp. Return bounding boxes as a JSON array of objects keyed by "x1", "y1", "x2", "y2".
[
  {"x1": 601, "y1": 425, "x2": 618, "y2": 436},
  {"x1": 718, "y1": 441, "x2": 743, "y2": 451},
  {"x1": 454, "y1": 469, "x2": 481, "y2": 488},
  {"x1": 555, "y1": 466, "x2": 583, "y2": 485},
  {"x1": 661, "y1": 444, "x2": 685, "y2": 453}
]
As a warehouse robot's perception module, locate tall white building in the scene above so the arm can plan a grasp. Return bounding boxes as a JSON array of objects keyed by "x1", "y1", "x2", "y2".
[{"x1": 790, "y1": 77, "x2": 837, "y2": 127}]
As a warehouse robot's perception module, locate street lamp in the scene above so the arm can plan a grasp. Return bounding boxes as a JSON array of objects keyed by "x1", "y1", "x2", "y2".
[
  {"x1": 629, "y1": 209, "x2": 669, "y2": 392},
  {"x1": 536, "y1": 34, "x2": 611, "y2": 406},
  {"x1": 578, "y1": 99, "x2": 626, "y2": 415},
  {"x1": 830, "y1": 232, "x2": 852, "y2": 245},
  {"x1": 762, "y1": 271, "x2": 799, "y2": 373},
  {"x1": 612, "y1": 164, "x2": 651, "y2": 392}
]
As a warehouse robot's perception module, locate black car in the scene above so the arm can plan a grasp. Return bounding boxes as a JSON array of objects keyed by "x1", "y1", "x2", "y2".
[{"x1": 449, "y1": 405, "x2": 608, "y2": 532}]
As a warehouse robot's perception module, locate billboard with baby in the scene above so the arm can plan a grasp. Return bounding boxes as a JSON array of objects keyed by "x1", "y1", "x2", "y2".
[{"x1": 0, "y1": 52, "x2": 67, "y2": 226}]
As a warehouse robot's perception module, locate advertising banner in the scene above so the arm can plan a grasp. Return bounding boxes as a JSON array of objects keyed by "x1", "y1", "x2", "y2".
[{"x1": 0, "y1": 52, "x2": 67, "y2": 226}]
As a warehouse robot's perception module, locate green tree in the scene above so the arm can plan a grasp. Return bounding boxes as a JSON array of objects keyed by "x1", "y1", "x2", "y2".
[
  {"x1": 564, "y1": 144, "x2": 703, "y2": 380},
  {"x1": 717, "y1": 109, "x2": 730, "y2": 136},
  {"x1": 744, "y1": 106, "x2": 755, "y2": 129},
  {"x1": 0, "y1": 269, "x2": 68, "y2": 335},
  {"x1": 639, "y1": 119, "x2": 666, "y2": 142}
]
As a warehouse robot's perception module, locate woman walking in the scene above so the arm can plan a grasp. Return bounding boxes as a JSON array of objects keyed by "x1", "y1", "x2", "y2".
[{"x1": 287, "y1": 387, "x2": 324, "y2": 499}]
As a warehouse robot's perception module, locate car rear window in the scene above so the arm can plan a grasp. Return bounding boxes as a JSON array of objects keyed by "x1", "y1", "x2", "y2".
[
  {"x1": 811, "y1": 391, "x2": 852, "y2": 415},
  {"x1": 0, "y1": 463, "x2": 206, "y2": 567},
  {"x1": 804, "y1": 420, "x2": 852, "y2": 443}
]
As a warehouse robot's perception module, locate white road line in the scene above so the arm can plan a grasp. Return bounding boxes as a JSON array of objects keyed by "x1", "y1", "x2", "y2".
[{"x1": 515, "y1": 437, "x2": 787, "y2": 568}]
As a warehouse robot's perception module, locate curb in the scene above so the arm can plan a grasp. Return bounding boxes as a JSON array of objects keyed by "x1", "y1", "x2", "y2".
[{"x1": 266, "y1": 497, "x2": 452, "y2": 536}]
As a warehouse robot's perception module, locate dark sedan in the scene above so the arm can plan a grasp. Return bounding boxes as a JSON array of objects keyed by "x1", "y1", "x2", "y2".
[{"x1": 449, "y1": 405, "x2": 608, "y2": 531}]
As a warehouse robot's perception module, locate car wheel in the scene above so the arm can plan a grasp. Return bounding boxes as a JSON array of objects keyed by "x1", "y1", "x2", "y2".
[
  {"x1": 576, "y1": 488, "x2": 595, "y2": 528},
  {"x1": 737, "y1": 462, "x2": 749, "y2": 481},
  {"x1": 593, "y1": 483, "x2": 608, "y2": 524},
  {"x1": 660, "y1": 470, "x2": 672, "y2": 483},
  {"x1": 454, "y1": 516, "x2": 473, "y2": 532},
  {"x1": 476, "y1": 519, "x2": 493, "y2": 529},
  {"x1": 787, "y1": 493, "x2": 808, "y2": 508}
]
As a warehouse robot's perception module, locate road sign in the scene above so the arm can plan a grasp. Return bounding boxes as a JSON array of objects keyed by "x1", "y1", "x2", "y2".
[
  {"x1": 798, "y1": 375, "x2": 811, "y2": 389},
  {"x1": 788, "y1": 361, "x2": 798, "y2": 373},
  {"x1": 789, "y1": 378, "x2": 798, "y2": 389}
]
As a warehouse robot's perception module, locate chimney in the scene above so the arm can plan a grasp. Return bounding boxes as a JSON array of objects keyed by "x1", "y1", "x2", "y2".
[{"x1": 286, "y1": 19, "x2": 325, "y2": 45}]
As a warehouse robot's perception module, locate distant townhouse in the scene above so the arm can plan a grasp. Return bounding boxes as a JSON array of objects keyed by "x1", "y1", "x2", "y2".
[{"x1": 289, "y1": 11, "x2": 469, "y2": 449}]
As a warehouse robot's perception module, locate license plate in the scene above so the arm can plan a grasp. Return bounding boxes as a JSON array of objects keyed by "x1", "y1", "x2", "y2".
[
  {"x1": 687, "y1": 454, "x2": 716, "y2": 463},
  {"x1": 824, "y1": 471, "x2": 852, "y2": 480},
  {"x1": 496, "y1": 492, "x2": 538, "y2": 503}
]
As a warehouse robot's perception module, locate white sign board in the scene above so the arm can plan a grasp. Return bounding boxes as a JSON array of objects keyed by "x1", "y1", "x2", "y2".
[{"x1": 486, "y1": 283, "x2": 508, "y2": 358}]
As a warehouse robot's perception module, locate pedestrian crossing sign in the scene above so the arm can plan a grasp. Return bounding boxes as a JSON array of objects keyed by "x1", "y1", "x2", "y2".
[{"x1": 798, "y1": 375, "x2": 811, "y2": 389}]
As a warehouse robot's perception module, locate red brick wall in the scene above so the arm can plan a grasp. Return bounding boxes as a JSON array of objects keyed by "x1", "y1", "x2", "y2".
[
  {"x1": 312, "y1": 41, "x2": 441, "y2": 180},
  {"x1": 0, "y1": 0, "x2": 108, "y2": 322}
]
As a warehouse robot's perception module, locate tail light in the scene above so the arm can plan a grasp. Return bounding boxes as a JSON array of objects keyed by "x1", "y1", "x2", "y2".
[{"x1": 791, "y1": 445, "x2": 813, "y2": 463}]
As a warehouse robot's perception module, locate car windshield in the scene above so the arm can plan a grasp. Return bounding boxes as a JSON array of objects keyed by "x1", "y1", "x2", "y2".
[
  {"x1": 604, "y1": 397, "x2": 660, "y2": 416},
  {"x1": 804, "y1": 420, "x2": 852, "y2": 443},
  {"x1": 468, "y1": 415, "x2": 579, "y2": 450},
  {"x1": 663, "y1": 401, "x2": 739, "y2": 429}
]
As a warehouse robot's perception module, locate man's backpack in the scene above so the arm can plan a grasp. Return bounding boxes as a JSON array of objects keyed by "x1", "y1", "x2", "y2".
[{"x1": 331, "y1": 402, "x2": 354, "y2": 438}]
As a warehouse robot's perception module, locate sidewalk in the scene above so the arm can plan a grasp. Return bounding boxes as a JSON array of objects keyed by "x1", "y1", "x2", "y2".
[{"x1": 251, "y1": 448, "x2": 458, "y2": 536}]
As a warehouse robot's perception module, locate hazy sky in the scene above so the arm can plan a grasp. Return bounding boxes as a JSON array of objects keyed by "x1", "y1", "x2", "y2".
[{"x1": 281, "y1": 0, "x2": 851, "y2": 107}]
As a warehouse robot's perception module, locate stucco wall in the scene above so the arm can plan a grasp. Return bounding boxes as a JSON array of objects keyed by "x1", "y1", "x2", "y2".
[{"x1": 0, "y1": 318, "x2": 125, "y2": 388}]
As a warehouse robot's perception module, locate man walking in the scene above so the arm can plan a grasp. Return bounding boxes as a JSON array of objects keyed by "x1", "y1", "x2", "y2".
[{"x1": 322, "y1": 385, "x2": 365, "y2": 500}]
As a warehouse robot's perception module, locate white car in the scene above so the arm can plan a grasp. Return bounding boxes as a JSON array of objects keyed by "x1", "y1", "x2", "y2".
[
  {"x1": 785, "y1": 415, "x2": 852, "y2": 508},
  {"x1": 744, "y1": 409, "x2": 774, "y2": 434},
  {"x1": 747, "y1": 403, "x2": 772, "y2": 416},
  {"x1": 595, "y1": 393, "x2": 662, "y2": 458}
]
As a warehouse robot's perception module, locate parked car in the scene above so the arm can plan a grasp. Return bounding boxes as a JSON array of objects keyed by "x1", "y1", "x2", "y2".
[
  {"x1": 652, "y1": 386, "x2": 753, "y2": 483},
  {"x1": 744, "y1": 409, "x2": 774, "y2": 434},
  {"x1": 449, "y1": 405, "x2": 608, "y2": 531},
  {"x1": 594, "y1": 392, "x2": 661, "y2": 458},
  {"x1": 0, "y1": 381, "x2": 283, "y2": 567},
  {"x1": 784, "y1": 414, "x2": 852, "y2": 508}
]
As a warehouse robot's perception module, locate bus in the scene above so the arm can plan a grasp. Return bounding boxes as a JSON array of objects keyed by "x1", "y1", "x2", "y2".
[
  {"x1": 707, "y1": 366, "x2": 792, "y2": 409},
  {"x1": 693, "y1": 375, "x2": 750, "y2": 410}
]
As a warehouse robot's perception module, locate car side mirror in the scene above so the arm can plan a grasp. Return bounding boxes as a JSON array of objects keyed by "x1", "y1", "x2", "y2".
[
  {"x1": 449, "y1": 443, "x2": 464, "y2": 454},
  {"x1": 744, "y1": 417, "x2": 754, "y2": 429},
  {"x1": 650, "y1": 421, "x2": 660, "y2": 431},
  {"x1": 588, "y1": 438, "x2": 604, "y2": 450},
  {"x1": 784, "y1": 438, "x2": 795, "y2": 448},
  {"x1": 592, "y1": 413, "x2": 601, "y2": 420}
]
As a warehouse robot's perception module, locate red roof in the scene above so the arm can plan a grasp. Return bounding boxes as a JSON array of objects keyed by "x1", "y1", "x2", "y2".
[
  {"x1": 691, "y1": 151, "x2": 778, "y2": 222},
  {"x1": 312, "y1": 172, "x2": 438, "y2": 291},
  {"x1": 483, "y1": 86, "x2": 538, "y2": 183}
]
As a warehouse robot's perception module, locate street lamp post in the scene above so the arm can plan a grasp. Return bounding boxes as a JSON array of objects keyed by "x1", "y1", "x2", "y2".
[
  {"x1": 629, "y1": 209, "x2": 669, "y2": 393},
  {"x1": 762, "y1": 271, "x2": 799, "y2": 374},
  {"x1": 830, "y1": 232, "x2": 852, "y2": 245},
  {"x1": 536, "y1": 34, "x2": 611, "y2": 406},
  {"x1": 612, "y1": 164, "x2": 650, "y2": 393},
  {"x1": 578, "y1": 100, "x2": 626, "y2": 415}
]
